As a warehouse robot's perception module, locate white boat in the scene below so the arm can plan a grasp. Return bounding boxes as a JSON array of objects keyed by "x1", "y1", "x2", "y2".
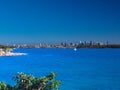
[{"x1": 74, "y1": 48, "x2": 77, "y2": 51}]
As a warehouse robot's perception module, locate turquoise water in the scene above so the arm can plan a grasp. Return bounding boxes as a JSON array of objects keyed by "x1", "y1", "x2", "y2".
[{"x1": 0, "y1": 48, "x2": 120, "y2": 90}]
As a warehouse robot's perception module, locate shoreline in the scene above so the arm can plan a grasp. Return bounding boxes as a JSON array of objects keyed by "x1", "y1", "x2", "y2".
[{"x1": 0, "y1": 52, "x2": 27, "y2": 56}]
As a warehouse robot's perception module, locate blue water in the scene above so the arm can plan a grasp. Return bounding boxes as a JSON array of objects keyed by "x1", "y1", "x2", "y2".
[{"x1": 0, "y1": 48, "x2": 120, "y2": 90}]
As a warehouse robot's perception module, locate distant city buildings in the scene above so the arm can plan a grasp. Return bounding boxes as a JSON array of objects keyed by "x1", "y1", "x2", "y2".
[{"x1": 2, "y1": 41, "x2": 119, "y2": 48}]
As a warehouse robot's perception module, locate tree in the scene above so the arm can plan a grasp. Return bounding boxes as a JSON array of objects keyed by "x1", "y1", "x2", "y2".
[
  {"x1": 0, "y1": 72, "x2": 60, "y2": 90},
  {"x1": 0, "y1": 82, "x2": 8, "y2": 90}
]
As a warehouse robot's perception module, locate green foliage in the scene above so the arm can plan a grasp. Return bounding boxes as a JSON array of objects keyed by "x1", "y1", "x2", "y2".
[
  {"x1": 0, "y1": 82, "x2": 8, "y2": 90},
  {"x1": 0, "y1": 72, "x2": 60, "y2": 90},
  {"x1": 5, "y1": 48, "x2": 13, "y2": 52},
  {"x1": 0, "y1": 45, "x2": 13, "y2": 49}
]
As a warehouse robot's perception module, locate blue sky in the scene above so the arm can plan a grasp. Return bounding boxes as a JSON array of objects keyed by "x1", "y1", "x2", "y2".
[{"x1": 0, "y1": 0, "x2": 120, "y2": 44}]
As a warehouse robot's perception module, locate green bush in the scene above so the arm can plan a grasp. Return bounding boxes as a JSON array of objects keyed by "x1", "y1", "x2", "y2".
[
  {"x1": 0, "y1": 72, "x2": 60, "y2": 90},
  {"x1": 0, "y1": 82, "x2": 8, "y2": 90}
]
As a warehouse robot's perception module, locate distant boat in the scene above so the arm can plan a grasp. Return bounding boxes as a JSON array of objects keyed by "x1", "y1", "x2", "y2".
[{"x1": 74, "y1": 48, "x2": 77, "y2": 51}]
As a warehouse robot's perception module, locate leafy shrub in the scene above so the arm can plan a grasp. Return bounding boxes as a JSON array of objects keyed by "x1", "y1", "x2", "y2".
[{"x1": 0, "y1": 72, "x2": 60, "y2": 90}]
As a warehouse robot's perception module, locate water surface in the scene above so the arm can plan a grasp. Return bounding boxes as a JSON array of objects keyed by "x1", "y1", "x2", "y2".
[{"x1": 0, "y1": 48, "x2": 120, "y2": 90}]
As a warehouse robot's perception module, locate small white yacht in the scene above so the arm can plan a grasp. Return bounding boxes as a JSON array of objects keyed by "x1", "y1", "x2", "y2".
[{"x1": 74, "y1": 48, "x2": 77, "y2": 51}]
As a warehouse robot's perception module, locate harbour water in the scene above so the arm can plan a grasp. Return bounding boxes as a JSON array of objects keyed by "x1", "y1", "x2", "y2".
[{"x1": 0, "y1": 48, "x2": 120, "y2": 90}]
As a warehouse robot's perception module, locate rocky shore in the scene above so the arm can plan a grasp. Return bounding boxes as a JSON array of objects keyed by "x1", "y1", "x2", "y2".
[{"x1": 0, "y1": 48, "x2": 26, "y2": 56}]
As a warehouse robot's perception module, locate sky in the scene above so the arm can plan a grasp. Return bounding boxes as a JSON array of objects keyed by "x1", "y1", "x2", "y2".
[{"x1": 0, "y1": 0, "x2": 120, "y2": 44}]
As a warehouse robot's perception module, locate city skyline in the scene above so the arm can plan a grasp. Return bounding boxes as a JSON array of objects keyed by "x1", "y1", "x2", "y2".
[{"x1": 0, "y1": 0, "x2": 120, "y2": 44}]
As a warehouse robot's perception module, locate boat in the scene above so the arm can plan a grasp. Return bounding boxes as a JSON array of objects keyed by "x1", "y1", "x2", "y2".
[{"x1": 74, "y1": 48, "x2": 77, "y2": 51}]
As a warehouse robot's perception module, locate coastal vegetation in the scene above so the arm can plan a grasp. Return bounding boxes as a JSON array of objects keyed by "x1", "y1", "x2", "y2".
[
  {"x1": 0, "y1": 72, "x2": 60, "y2": 90},
  {"x1": 0, "y1": 45, "x2": 13, "y2": 49}
]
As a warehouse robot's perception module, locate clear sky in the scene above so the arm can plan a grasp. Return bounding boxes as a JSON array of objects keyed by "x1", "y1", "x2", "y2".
[{"x1": 0, "y1": 0, "x2": 120, "y2": 44}]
